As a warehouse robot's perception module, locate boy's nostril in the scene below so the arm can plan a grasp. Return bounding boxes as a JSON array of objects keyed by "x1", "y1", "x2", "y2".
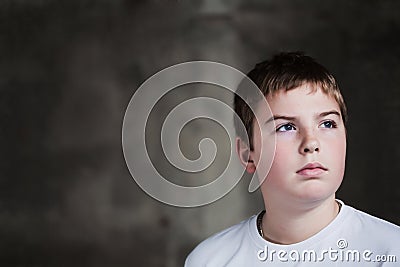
[{"x1": 303, "y1": 147, "x2": 319, "y2": 153}]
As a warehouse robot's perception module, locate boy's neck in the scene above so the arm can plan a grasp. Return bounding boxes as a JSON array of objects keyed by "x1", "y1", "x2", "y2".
[{"x1": 261, "y1": 196, "x2": 340, "y2": 245}]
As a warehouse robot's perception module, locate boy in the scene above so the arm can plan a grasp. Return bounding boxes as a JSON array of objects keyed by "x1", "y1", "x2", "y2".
[{"x1": 185, "y1": 52, "x2": 400, "y2": 266}]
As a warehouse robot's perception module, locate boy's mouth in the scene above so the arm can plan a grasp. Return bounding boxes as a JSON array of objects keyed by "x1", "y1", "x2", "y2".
[{"x1": 296, "y1": 162, "x2": 328, "y2": 176}]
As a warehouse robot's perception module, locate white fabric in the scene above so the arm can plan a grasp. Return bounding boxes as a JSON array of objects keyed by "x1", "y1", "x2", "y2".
[{"x1": 185, "y1": 200, "x2": 400, "y2": 266}]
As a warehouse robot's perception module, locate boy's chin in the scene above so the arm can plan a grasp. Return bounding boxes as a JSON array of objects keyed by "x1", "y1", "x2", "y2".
[{"x1": 293, "y1": 184, "x2": 339, "y2": 203}]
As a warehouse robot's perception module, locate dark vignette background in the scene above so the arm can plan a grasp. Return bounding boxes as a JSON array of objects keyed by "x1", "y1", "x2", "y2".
[{"x1": 1, "y1": 0, "x2": 399, "y2": 266}]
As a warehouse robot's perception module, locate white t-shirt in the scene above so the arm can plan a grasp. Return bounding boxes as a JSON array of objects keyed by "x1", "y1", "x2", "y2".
[{"x1": 185, "y1": 200, "x2": 400, "y2": 266}]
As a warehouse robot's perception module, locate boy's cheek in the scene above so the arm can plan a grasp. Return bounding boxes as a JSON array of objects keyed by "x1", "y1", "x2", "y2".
[
  {"x1": 323, "y1": 136, "x2": 347, "y2": 159},
  {"x1": 263, "y1": 146, "x2": 291, "y2": 176},
  {"x1": 273, "y1": 143, "x2": 293, "y2": 162}
]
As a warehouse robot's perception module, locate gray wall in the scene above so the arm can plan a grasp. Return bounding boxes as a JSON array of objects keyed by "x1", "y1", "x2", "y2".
[{"x1": 1, "y1": 0, "x2": 400, "y2": 266}]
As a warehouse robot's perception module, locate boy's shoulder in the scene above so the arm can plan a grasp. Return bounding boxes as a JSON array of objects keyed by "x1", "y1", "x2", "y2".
[
  {"x1": 346, "y1": 204, "x2": 400, "y2": 237},
  {"x1": 185, "y1": 202, "x2": 400, "y2": 266},
  {"x1": 338, "y1": 203, "x2": 400, "y2": 261},
  {"x1": 185, "y1": 215, "x2": 257, "y2": 266}
]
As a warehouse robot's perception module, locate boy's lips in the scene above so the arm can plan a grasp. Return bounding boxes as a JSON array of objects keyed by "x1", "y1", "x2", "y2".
[{"x1": 296, "y1": 162, "x2": 328, "y2": 177}]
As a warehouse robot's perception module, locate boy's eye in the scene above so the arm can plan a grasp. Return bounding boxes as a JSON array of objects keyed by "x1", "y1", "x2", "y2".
[
  {"x1": 276, "y1": 123, "x2": 296, "y2": 132},
  {"x1": 320, "y1": 120, "x2": 337, "y2": 128}
]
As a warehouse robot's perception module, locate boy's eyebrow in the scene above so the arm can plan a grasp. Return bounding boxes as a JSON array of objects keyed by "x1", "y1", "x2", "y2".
[
  {"x1": 265, "y1": 115, "x2": 296, "y2": 124},
  {"x1": 265, "y1": 110, "x2": 341, "y2": 124},
  {"x1": 319, "y1": 110, "x2": 341, "y2": 118}
]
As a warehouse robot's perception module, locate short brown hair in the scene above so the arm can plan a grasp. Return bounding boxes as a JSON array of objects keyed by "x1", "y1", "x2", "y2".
[{"x1": 234, "y1": 51, "x2": 347, "y2": 150}]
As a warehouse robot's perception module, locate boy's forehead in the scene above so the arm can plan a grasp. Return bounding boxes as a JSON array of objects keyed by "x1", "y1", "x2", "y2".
[
  {"x1": 266, "y1": 83, "x2": 320, "y2": 98},
  {"x1": 256, "y1": 85, "x2": 340, "y2": 116},
  {"x1": 269, "y1": 84, "x2": 334, "y2": 101}
]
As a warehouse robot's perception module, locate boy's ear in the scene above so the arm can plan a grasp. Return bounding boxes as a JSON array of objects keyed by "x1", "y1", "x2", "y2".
[{"x1": 235, "y1": 137, "x2": 256, "y2": 174}]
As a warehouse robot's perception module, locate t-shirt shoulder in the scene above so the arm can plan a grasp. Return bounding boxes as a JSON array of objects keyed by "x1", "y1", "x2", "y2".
[
  {"x1": 185, "y1": 202, "x2": 400, "y2": 266},
  {"x1": 348, "y1": 205, "x2": 400, "y2": 238},
  {"x1": 185, "y1": 216, "x2": 255, "y2": 266}
]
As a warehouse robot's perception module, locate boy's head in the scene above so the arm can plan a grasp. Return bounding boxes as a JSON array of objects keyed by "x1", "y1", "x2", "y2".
[
  {"x1": 234, "y1": 52, "x2": 347, "y2": 151},
  {"x1": 234, "y1": 52, "x2": 348, "y2": 202}
]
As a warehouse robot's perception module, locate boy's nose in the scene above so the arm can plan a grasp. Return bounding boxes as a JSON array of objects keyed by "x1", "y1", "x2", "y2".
[{"x1": 299, "y1": 137, "x2": 320, "y2": 154}]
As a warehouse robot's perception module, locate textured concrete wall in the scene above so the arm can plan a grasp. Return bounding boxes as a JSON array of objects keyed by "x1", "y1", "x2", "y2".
[{"x1": 1, "y1": 0, "x2": 400, "y2": 266}]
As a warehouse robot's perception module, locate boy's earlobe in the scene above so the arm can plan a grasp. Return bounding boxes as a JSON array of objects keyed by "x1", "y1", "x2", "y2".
[
  {"x1": 236, "y1": 137, "x2": 256, "y2": 174},
  {"x1": 245, "y1": 160, "x2": 256, "y2": 174}
]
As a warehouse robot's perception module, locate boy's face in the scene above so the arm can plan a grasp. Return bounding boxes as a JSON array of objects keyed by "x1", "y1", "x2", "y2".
[{"x1": 249, "y1": 83, "x2": 346, "y2": 204}]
